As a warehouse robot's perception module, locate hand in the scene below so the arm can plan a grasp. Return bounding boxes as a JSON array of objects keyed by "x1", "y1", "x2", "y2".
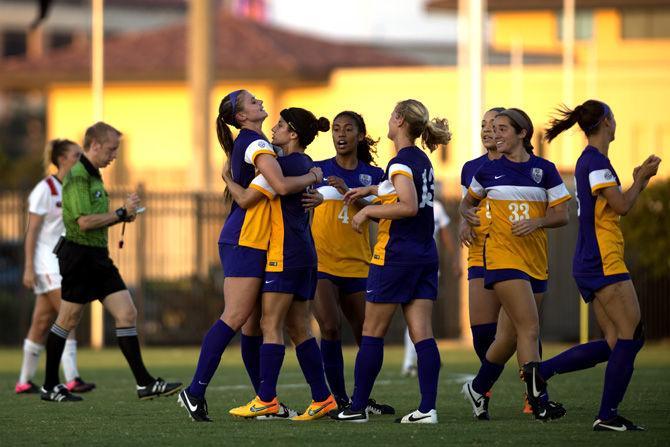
[
  {"x1": 22, "y1": 269, "x2": 36, "y2": 289},
  {"x1": 124, "y1": 193, "x2": 141, "y2": 215},
  {"x1": 343, "y1": 186, "x2": 374, "y2": 205},
  {"x1": 461, "y1": 206, "x2": 481, "y2": 226},
  {"x1": 351, "y1": 207, "x2": 369, "y2": 233},
  {"x1": 302, "y1": 189, "x2": 323, "y2": 211},
  {"x1": 459, "y1": 221, "x2": 476, "y2": 247},
  {"x1": 327, "y1": 176, "x2": 348, "y2": 195},
  {"x1": 511, "y1": 218, "x2": 542, "y2": 236},
  {"x1": 310, "y1": 167, "x2": 324, "y2": 184}
]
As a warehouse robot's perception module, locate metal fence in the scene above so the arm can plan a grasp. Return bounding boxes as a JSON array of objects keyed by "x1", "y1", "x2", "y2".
[{"x1": 0, "y1": 188, "x2": 667, "y2": 346}]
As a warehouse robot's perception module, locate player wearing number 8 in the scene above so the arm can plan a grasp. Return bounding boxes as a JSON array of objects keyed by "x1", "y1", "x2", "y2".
[
  {"x1": 330, "y1": 99, "x2": 451, "y2": 424},
  {"x1": 460, "y1": 108, "x2": 571, "y2": 421}
]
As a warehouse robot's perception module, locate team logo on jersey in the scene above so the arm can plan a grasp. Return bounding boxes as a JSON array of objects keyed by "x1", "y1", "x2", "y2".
[
  {"x1": 359, "y1": 174, "x2": 372, "y2": 186},
  {"x1": 604, "y1": 170, "x2": 613, "y2": 180},
  {"x1": 531, "y1": 168, "x2": 544, "y2": 184},
  {"x1": 258, "y1": 141, "x2": 267, "y2": 148}
]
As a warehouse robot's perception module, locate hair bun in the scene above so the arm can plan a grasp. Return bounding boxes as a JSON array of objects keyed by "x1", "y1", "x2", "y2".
[{"x1": 317, "y1": 117, "x2": 330, "y2": 132}]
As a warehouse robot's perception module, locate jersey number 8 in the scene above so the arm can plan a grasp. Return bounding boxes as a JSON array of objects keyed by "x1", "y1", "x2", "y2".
[{"x1": 508, "y1": 202, "x2": 530, "y2": 222}]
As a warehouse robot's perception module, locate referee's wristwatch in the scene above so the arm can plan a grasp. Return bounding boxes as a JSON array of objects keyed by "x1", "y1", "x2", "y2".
[{"x1": 115, "y1": 207, "x2": 129, "y2": 222}]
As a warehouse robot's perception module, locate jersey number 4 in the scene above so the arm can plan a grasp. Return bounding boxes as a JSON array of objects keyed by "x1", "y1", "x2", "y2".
[
  {"x1": 337, "y1": 204, "x2": 349, "y2": 224},
  {"x1": 508, "y1": 202, "x2": 530, "y2": 222},
  {"x1": 419, "y1": 168, "x2": 435, "y2": 209}
]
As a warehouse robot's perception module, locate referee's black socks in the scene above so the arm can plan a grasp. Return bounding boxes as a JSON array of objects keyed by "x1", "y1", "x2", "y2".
[
  {"x1": 116, "y1": 327, "x2": 155, "y2": 387},
  {"x1": 44, "y1": 324, "x2": 69, "y2": 389}
]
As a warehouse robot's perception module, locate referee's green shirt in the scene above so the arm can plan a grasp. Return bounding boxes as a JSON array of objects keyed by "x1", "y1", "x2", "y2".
[{"x1": 62, "y1": 155, "x2": 110, "y2": 248}]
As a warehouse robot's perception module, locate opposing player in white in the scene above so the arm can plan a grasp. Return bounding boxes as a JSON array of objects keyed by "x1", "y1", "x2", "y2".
[{"x1": 17, "y1": 139, "x2": 95, "y2": 395}]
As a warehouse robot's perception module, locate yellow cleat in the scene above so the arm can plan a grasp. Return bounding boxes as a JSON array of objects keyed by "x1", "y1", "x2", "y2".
[
  {"x1": 229, "y1": 396, "x2": 279, "y2": 418},
  {"x1": 291, "y1": 394, "x2": 338, "y2": 421}
]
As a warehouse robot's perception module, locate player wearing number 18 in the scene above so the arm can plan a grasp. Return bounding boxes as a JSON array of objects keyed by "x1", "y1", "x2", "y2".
[
  {"x1": 330, "y1": 99, "x2": 451, "y2": 424},
  {"x1": 460, "y1": 109, "x2": 571, "y2": 421}
]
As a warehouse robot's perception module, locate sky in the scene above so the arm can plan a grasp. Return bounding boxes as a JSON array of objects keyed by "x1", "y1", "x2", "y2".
[{"x1": 266, "y1": 0, "x2": 458, "y2": 44}]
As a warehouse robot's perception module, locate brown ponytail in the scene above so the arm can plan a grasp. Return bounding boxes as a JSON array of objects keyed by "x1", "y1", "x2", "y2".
[{"x1": 545, "y1": 100, "x2": 612, "y2": 142}]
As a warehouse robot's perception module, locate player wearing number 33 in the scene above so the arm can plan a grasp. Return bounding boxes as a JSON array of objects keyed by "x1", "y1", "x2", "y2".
[
  {"x1": 460, "y1": 108, "x2": 571, "y2": 422},
  {"x1": 330, "y1": 99, "x2": 451, "y2": 424}
]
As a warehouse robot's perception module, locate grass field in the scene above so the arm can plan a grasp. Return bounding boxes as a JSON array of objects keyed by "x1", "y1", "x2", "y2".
[{"x1": 1, "y1": 342, "x2": 669, "y2": 446}]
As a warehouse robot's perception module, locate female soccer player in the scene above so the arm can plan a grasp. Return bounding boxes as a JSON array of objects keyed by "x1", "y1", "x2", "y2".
[
  {"x1": 460, "y1": 108, "x2": 570, "y2": 421},
  {"x1": 227, "y1": 107, "x2": 337, "y2": 421},
  {"x1": 310, "y1": 111, "x2": 392, "y2": 415},
  {"x1": 178, "y1": 91, "x2": 322, "y2": 422},
  {"x1": 456, "y1": 107, "x2": 504, "y2": 417},
  {"x1": 330, "y1": 99, "x2": 451, "y2": 424},
  {"x1": 17, "y1": 139, "x2": 95, "y2": 395},
  {"x1": 539, "y1": 100, "x2": 661, "y2": 431}
]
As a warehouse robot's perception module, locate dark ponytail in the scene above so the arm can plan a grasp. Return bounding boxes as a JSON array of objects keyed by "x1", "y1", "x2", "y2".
[
  {"x1": 333, "y1": 110, "x2": 379, "y2": 165},
  {"x1": 280, "y1": 107, "x2": 330, "y2": 148},
  {"x1": 45, "y1": 138, "x2": 76, "y2": 169},
  {"x1": 545, "y1": 100, "x2": 612, "y2": 142},
  {"x1": 216, "y1": 90, "x2": 245, "y2": 158}
]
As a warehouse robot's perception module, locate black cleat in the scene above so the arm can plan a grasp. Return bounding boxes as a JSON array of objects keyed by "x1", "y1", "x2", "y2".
[
  {"x1": 366, "y1": 398, "x2": 395, "y2": 415},
  {"x1": 66, "y1": 377, "x2": 96, "y2": 393},
  {"x1": 15, "y1": 381, "x2": 40, "y2": 394},
  {"x1": 335, "y1": 397, "x2": 351, "y2": 411},
  {"x1": 178, "y1": 389, "x2": 212, "y2": 422},
  {"x1": 329, "y1": 407, "x2": 368, "y2": 423},
  {"x1": 137, "y1": 377, "x2": 182, "y2": 400},
  {"x1": 593, "y1": 415, "x2": 644, "y2": 432},
  {"x1": 521, "y1": 362, "x2": 566, "y2": 421},
  {"x1": 40, "y1": 384, "x2": 83, "y2": 402},
  {"x1": 462, "y1": 380, "x2": 489, "y2": 420}
]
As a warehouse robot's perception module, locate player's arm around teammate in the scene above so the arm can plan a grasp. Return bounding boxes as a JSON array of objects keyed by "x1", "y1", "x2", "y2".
[
  {"x1": 460, "y1": 108, "x2": 570, "y2": 422},
  {"x1": 330, "y1": 99, "x2": 451, "y2": 424},
  {"x1": 537, "y1": 100, "x2": 661, "y2": 431}
]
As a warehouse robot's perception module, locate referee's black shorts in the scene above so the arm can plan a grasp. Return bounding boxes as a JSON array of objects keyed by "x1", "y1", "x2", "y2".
[{"x1": 57, "y1": 240, "x2": 127, "y2": 304}]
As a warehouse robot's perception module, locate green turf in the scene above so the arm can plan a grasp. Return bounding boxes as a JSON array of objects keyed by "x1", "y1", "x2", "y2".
[{"x1": 1, "y1": 343, "x2": 669, "y2": 446}]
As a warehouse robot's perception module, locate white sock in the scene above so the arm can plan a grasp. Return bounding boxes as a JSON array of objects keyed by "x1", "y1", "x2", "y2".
[
  {"x1": 19, "y1": 339, "x2": 44, "y2": 384},
  {"x1": 61, "y1": 339, "x2": 80, "y2": 382},
  {"x1": 402, "y1": 328, "x2": 417, "y2": 370}
]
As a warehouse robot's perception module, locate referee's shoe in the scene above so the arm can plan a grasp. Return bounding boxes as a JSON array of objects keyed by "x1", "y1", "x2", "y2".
[
  {"x1": 41, "y1": 384, "x2": 83, "y2": 402},
  {"x1": 137, "y1": 378, "x2": 182, "y2": 400}
]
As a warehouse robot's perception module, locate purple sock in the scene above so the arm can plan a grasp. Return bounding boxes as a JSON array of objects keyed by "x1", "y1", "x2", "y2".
[
  {"x1": 416, "y1": 338, "x2": 441, "y2": 413},
  {"x1": 540, "y1": 339, "x2": 611, "y2": 380},
  {"x1": 472, "y1": 358, "x2": 504, "y2": 395},
  {"x1": 241, "y1": 334, "x2": 263, "y2": 394},
  {"x1": 471, "y1": 323, "x2": 497, "y2": 363},
  {"x1": 296, "y1": 338, "x2": 330, "y2": 402},
  {"x1": 257, "y1": 343, "x2": 285, "y2": 402},
  {"x1": 188, "y1": 319, "x2": 236, "y2": 398},
  {"x1": 350, "y1": 336, "x2": 384, "y2": 411},
  {"x1": 320, "y1": 338, "x2": 348, "y2": 402},
  {"x1": 598, "y1": 338, "x2": 643, "y2": 420}
]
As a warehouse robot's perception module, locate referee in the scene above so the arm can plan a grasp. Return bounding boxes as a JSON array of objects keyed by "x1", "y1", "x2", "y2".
[{"x1": 40, "y1": 122, "x2": 182, "y2": 402}]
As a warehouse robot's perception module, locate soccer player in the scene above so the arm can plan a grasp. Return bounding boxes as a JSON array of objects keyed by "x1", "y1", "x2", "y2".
[
  {"x1": 227, "y1": 107, "x2": 337, "y2": 421},
  {"x1": 40, "y1": 122, "x2": 181, "y2": 402},
  {"x1": 17, "y1": 139, "x2": 95, "y2": 395},
  {"x1": 330, "y1": 99, "x2": 451, "y2": 424},
  {"x1": 456, "y1": 107, "x2": 504, "y2": 417},
  {"x1": 460, "y1": 108, "x2": 570, "y2": 421},
  {"x1": 178, "y1": 91, "x2": 322, "y2": 422},
  {"x1": 310, "y1": 111, "x2": 393, "y2": 415},
  {"x1": 539, "y1": 100, "x2": 661, "y2": 431}
]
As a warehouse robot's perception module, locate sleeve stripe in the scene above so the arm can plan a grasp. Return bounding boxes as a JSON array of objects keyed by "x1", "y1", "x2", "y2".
[
  {"x1": 461, "y1": 185, "x2": 468, "y2": 198},
  {"x1": 588, "y1": 169, "x2": 616, "y2": 190},
  {"x1": 548, "y1": 194, "x2": 571, "y2": 207},
  {"x1": 388, "y1": 163, "x2": 413, "y2": 179},
  {"x1": 467, "y1": 187, "x2": 483, "y2": 201},
  {"x1": 250, "y1": 174, "x2": 276, "y2": 199},
  {"x1": 591, "y1": 181, "x2": 618, "y2": 194},
  {"x1": 250, "y1": 149, "x2": 276, "y2": 165},
  {"x1": 390, "y1": 170, "x2": 413, "y2": 180},
  {"x1": 249, "y1": 183, "x2": 274, "y2": 200}
]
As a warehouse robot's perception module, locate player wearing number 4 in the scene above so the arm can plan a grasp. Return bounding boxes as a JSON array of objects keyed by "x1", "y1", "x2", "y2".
[
  {"x1": 310, "y1": 111, "x2": 393, "y2": 415},
  {"x1": 460, "y1": 108, "x2": 570, "y2": 421},
  {"x1": 538, "y1": 100, "x2": 661, "y2": 431},
  {"x1": 330, "y1": 99, "x2": 451, "y2": 424}
]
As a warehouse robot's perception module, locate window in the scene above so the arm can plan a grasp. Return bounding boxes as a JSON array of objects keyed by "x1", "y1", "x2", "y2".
[
  {"x1": 557, "y1": 9, "x2": 593, "y2": 40},
  {"x1": 2, "y1": 31, "x2": 27, "y2": 57},
  {"x1": 621, "y1": 8, "x2": 670, "y2": 39}
]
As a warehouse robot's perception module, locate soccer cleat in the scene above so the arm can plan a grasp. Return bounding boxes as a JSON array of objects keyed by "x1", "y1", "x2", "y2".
[
  {"x1": 395, "y1": 409, "x2": 438, "y2": 424},
  {"x1": 15, "y1": 381, "x2": 40, "y2": 394},
  {"x1": 291, "y1": 394, "x2": 338, "y2": 421},
  {"x1": 40, "y1": 384, "x2": 83, "y2": 402},
  {"x1": 335, "y1": 396, "x2": 351, "y2": 411},
  {"x1": 177, "y1": 389, "x2": 212, "y2": 422},
  {"x1": 522, "y1": 393, "x2": 533, "y2": 414},
  {"x1": 66, "y1": 377, "x2": 96, "y2": 393},
  {"x1": 593, "y1": 415, "x2": 645, "y2": 432},
  {"x1": 255, "y1": 402, "x2": 298, "y2": 420},
  {"x1": 366, "y1": 398, "x2": 395, "y2": 415},
  {"x1": 137, "y1": 378, "x2": 182, "y2": 400},
  {"x1": 462, "y1": 380, "x2": 489, "y2": 420},
  {"x1": 329, "y1": 407, "x2": 369, "y2": 423},
  {"x1": 229, "y1": 396, "x2": 279, "y2": 418}
]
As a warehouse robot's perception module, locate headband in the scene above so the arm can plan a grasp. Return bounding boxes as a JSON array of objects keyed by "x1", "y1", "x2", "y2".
[
  {"x1": 498, "y1": 109, "x2": 532, "y2": 133},
  {"x1": 586, "y1": 102, "x2": 612, "y2": 131},
  {"x1": 228, "y1": 89, "x2": 243, "y2": 115}
]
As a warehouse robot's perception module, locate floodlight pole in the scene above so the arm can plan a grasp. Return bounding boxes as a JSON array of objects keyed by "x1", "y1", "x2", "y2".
[{"x1": 90, "y1": 0, "x2": 105, "y2": 350}]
